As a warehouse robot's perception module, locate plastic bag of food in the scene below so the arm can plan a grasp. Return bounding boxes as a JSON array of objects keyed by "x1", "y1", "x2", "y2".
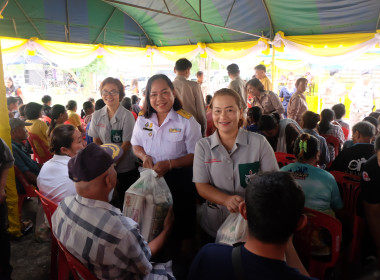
[
  {"x1": 215, "y1": 212, "x2": 248, "y2": 246},
  {"x1": 123, "y1": 169, "x2": 173, "y2": 242}
]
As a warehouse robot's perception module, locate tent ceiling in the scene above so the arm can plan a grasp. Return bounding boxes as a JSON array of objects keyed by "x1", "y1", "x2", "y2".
[{"x1": 0, "y1": 0, "x2": 379, "y2": 47}]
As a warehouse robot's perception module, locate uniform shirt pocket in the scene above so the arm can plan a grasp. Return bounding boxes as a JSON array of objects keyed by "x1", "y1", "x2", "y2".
[{"x1": 165, "y1": 131, "x2": 185, "y2": 155}]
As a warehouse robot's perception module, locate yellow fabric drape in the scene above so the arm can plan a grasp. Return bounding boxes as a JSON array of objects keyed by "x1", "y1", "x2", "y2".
[
  {"x1": 286, "y1": 33, "x2": 377, "y2": 56},
  {"x1": 0, "y1": 41, "x2": 21, "y2": 237},
  {"x1": 0, "y1": 36, "x2": 28, "y2": 54},
  {"x1": 102, "y1": 44, "x2": 147, "y2": 58},
  {"x1": 36, "y1": 39, "x2": 100, "y2": 58},
  {"x1": 156, "y1": 44, "x2": 199, "y2": 61},
  {"x1": 206, "y1": 40, "x2": 267, "y2": 60}
]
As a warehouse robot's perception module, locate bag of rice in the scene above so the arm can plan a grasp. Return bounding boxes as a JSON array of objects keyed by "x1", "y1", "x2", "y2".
[
  {"x1": 215, "y1": 212, "x2": 248, "y2": 246},
  {"x1": 123, "y1": 169, "x2": 173, "y2": 242}
]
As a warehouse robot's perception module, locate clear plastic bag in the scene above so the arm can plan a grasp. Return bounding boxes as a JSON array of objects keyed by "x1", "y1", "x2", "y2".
[
  {"x1": 215, "y1": 212, "x2": 248, "y2": 246},
  {"x1": 123, "y1": 169, "x2": 173, "y2": 242}
]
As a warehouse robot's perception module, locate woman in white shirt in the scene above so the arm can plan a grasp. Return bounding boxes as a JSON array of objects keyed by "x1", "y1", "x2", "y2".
[{"x1": 37, "y1": 125, "x2": 84, "y2": 203}]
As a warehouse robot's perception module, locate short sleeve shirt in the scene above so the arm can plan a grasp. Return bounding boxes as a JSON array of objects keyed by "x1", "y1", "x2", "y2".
[
  {"x1": 88, "y1": 105, "x2": 136, "y2": 173},
  {"x1": 0, "y1": 139, "x2": 14, "y2": 170},
  {"x1": 193, "y1": 129, "x2": 279, "y2": 236},
  {"x1": 281, "y1": 162, "x2": 343, "y2": 212},
  {"x1": 25, "y1": 119, "x2": 49, "y2": 148},
  {"x1": 67, "y1": 110, "x2": 82, "y2": 127},
  {"x1": 361, "y1": 155, "x2": 380, "y2": 204},
  {"x1": 52, "y1": 195, "x2": 152, "y2": 279},
  {"x1": 131, "y1": 109, "x2": 202, "y2": 164}
]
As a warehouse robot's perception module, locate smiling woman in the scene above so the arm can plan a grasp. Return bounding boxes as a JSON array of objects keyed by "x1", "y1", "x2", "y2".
[
  {"x1": 193, "y1": 88, "x2": 279, "y2": 241},
  {"x1": 88, "y1": 77, "x2": 139, "y2": 210},
  {"x1": 131, "y1": 74, "x2": 202, "y2": 242}
]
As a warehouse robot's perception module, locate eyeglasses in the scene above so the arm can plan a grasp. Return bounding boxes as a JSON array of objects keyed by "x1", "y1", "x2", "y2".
[{"x1": 101, "y1": 89, "x2": 119, "y2": 96}]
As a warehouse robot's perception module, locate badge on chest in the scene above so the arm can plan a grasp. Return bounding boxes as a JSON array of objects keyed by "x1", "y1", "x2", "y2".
[
  {"x1": 239, "y1": 162, "x2": 260, "y2": 188},
  {"x1": 111, "y1": 130, "x2": 123, "y2": 143}
]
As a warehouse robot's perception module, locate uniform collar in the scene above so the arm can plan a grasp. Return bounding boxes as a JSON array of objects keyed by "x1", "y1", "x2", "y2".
[
  {"x1": 51, "y1": 154, "x2": 71, "y2": 163},
  {"x1": 209, "y1": 128, "x2": 249, "y2": 149},
  {"x1": 98, "y1": 104, "x2": 122, "y2": 124},
  {"x1": 151, "y1": 108, "x2": 177, "y2": 126},
  {"x1": 175, "y1": 75, "x2": 187, "y2": 81}
]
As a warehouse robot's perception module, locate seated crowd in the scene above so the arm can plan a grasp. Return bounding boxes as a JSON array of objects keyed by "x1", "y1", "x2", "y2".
[{"x1": 1, "y1": 59, "x2": 380, "y2": 280}]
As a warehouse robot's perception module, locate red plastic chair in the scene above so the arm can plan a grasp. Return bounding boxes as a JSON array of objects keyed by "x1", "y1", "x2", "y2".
[
  {"x1": 330, "y1": 171, "x2": 364, "y2": 264},
  {"x1": 293, "y1": 207, "x2": 342, "y2": 280},
  {"x1": 275, "y1": 152, "x2": 296, "y2": 168},
  {"x1": 341, "y1": 127, "x2": 349, "y2": 141},
  {"x1": 28, "y1": 132, "x2": 52, "y2": 164},
  {"x1": 320, "y1": 134, "x2": 340, "y2": 159},
  {"x1": 14, "y1": 166, "x2": 37, "y2": 220},
  {"x1": 35, "y1": 190, "x2": 69, "y2": 280},
  {"x1": 57, "y1": 240, "x2": 98, "y2": 280}
]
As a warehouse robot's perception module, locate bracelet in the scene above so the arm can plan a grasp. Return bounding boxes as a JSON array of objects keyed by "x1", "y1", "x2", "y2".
[
  {"x1": 168, "y1": 159, "x2": 172, "y2": 170},
  {"x1": 143, "y1": 154, "x2": 149, "y2": 160}
]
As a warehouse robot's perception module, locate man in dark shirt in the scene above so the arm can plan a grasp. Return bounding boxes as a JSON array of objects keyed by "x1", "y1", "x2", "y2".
[
  {"x1": 10, "y1": 118, "x2": 40, "y2": 193},
  {"x1": 330, "y1": 121, "x2": 375, "y2": 176},
  {"x1": 361, "y1": 135, "x2": 380, "y2": 270},
  {"x1": 188, "y1": 172, "x2": 314, "y2": 280}
]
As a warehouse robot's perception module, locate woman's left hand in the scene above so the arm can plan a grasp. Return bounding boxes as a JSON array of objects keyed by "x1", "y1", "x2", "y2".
[{"x1": 153, "y1": 160, "x2": 171, "y2": 177}]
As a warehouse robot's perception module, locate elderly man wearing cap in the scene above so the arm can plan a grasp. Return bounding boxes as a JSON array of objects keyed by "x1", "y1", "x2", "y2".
[
  {"x1": 10, "y1": 118, "x2": 40, "y2": 192},
  {"x1": 52, "y1": 143, "x2": 174, "y2": 279}
]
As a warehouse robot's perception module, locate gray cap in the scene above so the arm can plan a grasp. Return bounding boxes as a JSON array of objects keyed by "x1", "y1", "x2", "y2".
[{"x1": 9, "y1": 118, "x2": 32, "y2": 130}]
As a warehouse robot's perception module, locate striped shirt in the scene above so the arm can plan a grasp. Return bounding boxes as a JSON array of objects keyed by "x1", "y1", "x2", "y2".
[{"x1": 52, "y1": 195, "x2": 153, "y2": 279}]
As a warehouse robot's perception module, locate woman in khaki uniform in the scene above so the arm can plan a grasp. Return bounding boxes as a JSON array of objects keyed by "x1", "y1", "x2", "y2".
[{"x1": 193, "y1": 88, "x2": 279, "y2": 240}]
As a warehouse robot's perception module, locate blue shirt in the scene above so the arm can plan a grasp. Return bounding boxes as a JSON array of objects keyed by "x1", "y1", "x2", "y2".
[
  {"x1": 279, "y1": 86, "x2": 295, "y2": 108},
  {"x1": 85, "y1": 121, "x2": 93, "y2": 144},
  {"x1": 281, "y1": 162, "x2": 343, "y2": 212},
  {"x1": 188, "y1": 243, "x2": 315, "y2": 280}
]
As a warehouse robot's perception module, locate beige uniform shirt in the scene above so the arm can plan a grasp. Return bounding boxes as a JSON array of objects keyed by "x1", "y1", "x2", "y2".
[
  {"x1": 260, "y1": 76, "x2": 273, "y2": 91},
  {"x1": 251, "y1": 91, "x2": 284, "y2": 116},
  {"x1": 193, "y1": 129, "x2": 279, "y2": 237},
  {"x1": 88, "y1": 105, "x2": 137, "y2": 173},
  {"x1": 173, "y1": 75, "x2": 206, "y2": 135},
  {"x1": 287, "y1": 92, "x2": 308, "y2": 126},
  {"x1": 228, "y1": 76, "x2": 247, "y2": 107}
]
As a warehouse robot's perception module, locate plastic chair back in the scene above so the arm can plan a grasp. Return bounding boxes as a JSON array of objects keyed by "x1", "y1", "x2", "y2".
[
  {"x1": 27, "y1": 132, "x2": 52, "y2": 164},
  {"x1": 14, "y1": 166, "x2": 37, "y2": 219},
  {"x1": 341, "y1": 127, "x2": 349, "y2": 141},
  {"x1": 57, "y1": 240, "x2": 98, "y2": 280},
  {"x1": 294, "y1": 207, "x2": 342, "y2": 280},
  {"x1": 34, "y1": 190, "x2": 58, "y2": 228},
  {"x1": 330, "y1": 171, "x2": 364, "y2": 264},
  {"x1": 320, "y1": 134, "x2": 340, "y2": 159},
  {"x1": 275, "y1": 152, "x2": 296, "y2": 168}
]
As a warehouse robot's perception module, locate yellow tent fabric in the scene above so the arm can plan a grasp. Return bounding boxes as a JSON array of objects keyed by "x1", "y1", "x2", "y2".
[{"x1": 0, "y1": 41, "x2": 22, "y2": 237}]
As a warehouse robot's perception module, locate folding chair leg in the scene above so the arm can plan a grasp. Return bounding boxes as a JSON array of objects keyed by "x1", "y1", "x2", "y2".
[{"x1": 58, "y1": 247, "x2": 70, "y2": 280}]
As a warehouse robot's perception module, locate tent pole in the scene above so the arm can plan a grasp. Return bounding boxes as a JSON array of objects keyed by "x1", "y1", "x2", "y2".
[
  {"x1": 93, "y1": 8, "x2": 117, "y2": 44},
  {"x1": 271, "y1": 46, "x2": 275, "y2": 92},
  {"x1": 66, "y1": 0, "x2": 70, "y2": 42},
  {"x1": 0, "y1": 41, "x2": 22, "y2": 237},
  {"x1": 13, "y1": 0, "x2": 43, "y2": 39},
  {"x1": 104, "y1": 0, "x2": 268, "y2": 40}
]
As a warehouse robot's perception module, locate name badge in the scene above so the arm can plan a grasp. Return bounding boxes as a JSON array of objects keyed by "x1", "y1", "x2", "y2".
[{"x1": 169, "y1": 128, "x2": 181, "y2": 133}]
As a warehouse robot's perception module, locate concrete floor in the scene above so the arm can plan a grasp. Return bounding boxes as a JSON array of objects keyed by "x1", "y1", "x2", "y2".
[{"x1": 10, "y1": 198, "x2": 50, "y2": 280}]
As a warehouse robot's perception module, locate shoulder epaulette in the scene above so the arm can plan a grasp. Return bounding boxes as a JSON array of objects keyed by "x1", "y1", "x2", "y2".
[
  {"x1": 176, "y1": 109, "x2": 192, "y2": 119},
  {"x1": 138, "y1": 111, "x2": 144, "y2": 116}
]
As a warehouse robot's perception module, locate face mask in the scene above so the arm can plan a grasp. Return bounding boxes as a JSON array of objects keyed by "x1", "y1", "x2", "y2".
[{"x1": 108, "y1": 188, "x2": 114, "y2": 202}]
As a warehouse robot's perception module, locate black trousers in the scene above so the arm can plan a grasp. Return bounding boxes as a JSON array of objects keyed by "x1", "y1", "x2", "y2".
[
  {"x1": 164, "y1": 167, "x2": 197, "y2": 239},
  {"x1": 0, "y1": 201, "x2": 12, "y2": 279}
]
